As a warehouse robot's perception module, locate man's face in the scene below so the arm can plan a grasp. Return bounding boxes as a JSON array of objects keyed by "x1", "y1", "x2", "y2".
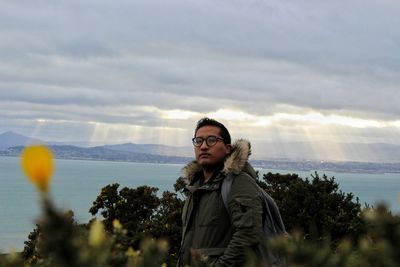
[{"x1": 194, "y1": 125, "x2": 231, "y2": 168}]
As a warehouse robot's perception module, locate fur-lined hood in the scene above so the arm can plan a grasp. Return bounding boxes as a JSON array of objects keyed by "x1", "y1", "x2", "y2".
[{"x1": 182, "y1": 139, "x2": 256, "y2": 183}]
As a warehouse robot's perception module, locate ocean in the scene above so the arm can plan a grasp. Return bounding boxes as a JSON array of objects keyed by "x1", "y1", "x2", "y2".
[{"x1": 0, "y1": 156, "x2": 399, "y2": 253}]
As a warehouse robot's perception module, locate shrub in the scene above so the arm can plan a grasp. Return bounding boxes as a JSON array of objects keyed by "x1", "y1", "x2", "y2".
[{"x1": 258, "y1": 172, "x2": 366, "y2": 245}]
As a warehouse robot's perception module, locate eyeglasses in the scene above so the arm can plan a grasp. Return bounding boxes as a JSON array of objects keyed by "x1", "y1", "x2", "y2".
[{"x1": 192, "y1": 136, "x2": 225, "y2": 147}]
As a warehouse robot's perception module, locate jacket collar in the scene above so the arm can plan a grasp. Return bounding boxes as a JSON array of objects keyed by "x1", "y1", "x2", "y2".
[{"x1": 182, "y1": 139, "x2": 252, "y2": 184}]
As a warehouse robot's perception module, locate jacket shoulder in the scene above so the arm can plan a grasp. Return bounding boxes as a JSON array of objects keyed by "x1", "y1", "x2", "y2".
[{"x1": 229, "y1": 171, "x2": 259, "y2": 199}]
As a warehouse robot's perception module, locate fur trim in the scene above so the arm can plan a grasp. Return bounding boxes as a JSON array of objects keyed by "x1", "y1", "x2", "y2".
[
  {"x1": 182, "y1": 160, "x2": 202, "y2": 183},
  {"x1": 222, "y1": 139, "x2": 251, "y2": 175},
  {"x1": 182, "y1": 139, "x2": 251, "y2": 183}
]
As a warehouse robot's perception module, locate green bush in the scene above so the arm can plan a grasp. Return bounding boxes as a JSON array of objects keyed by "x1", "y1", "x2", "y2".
[
  {"x1": 258, "y1": 172, "x2": 366, "y2": 245},
  {"x1": 89, "y1": 183, "x2": 183, "y2": 266}
]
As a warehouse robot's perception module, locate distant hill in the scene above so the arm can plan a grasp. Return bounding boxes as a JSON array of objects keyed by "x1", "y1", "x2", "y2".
[
  {"x1": 1, "y1": 145, "x2": 192, "y2": 164},
  {"x1": 1, "y1": 131, "x2": 399, "y2": 165},
  {"x1": 2, "y1": 144, "x2": 399, "y2": 173},
  {"x1": 104, "y1": 143, "x2": 193, "y2": 157},
  {"x1": 0, "y1": 131, "x2": 43, "y2": 150}
]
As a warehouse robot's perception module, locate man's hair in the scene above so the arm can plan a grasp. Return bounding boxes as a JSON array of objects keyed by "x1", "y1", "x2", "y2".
[{"x1": 194, "y1": 117, "x2": 231, "y2": 144}]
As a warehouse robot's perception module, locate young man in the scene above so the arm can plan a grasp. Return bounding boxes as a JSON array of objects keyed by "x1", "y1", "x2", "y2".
[{"x1": 178, "y1": 118, "x2": 266, "y2": 266}]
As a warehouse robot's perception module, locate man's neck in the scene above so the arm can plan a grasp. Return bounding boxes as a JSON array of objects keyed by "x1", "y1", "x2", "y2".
[
  {"x1": 202, "y1": 164, "x2": 223, "y2": 183},
  {"x1": 203, "y1": 169, "x2": 215, "y2": 183}
]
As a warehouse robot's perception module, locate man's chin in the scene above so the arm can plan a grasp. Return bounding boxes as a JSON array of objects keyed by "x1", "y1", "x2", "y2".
[
  {"x1": 198, "y1": 159, "x2": 213, "y2": 167},
  {"x1": 198, "y1": 159, "x2": 223, "y2": 169}
]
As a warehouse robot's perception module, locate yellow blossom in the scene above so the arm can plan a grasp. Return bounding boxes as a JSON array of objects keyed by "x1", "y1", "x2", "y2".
[
  {"x1": 126, "y1": 247, "x2": 140, "y2": 258},
  {"x1": 7, "y1": 249, "x2": 19, "y2": 262},
  {"x1": 89, "y1": 219, "x2": 106, "y2": 247},
  {"x1": 157, "y1": 239, "x2": 169, "y2": 252},
  {"x1": 362, "y1": 209, "x2": 377, "y2": 221},
  {"x1": 21, "y1": 145, "x2": 54, "y2": 193},
  {"x1": 113, "y1": 219, "x2": 123, "y2": 231}
]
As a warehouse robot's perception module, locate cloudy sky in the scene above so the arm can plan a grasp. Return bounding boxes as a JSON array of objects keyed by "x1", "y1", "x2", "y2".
[{"x1": 1, "y1": 0, "x2": 399, "y2": 160}]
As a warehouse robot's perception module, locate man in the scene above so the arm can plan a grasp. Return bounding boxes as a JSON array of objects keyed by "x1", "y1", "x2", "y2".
[{"x1": 178, "y1": 117, "x2": 266, "y2": 266}]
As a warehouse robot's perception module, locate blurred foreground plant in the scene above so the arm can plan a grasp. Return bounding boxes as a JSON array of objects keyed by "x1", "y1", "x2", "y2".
[
  {"x1": 268, "y1": 204, "x2": 400, "y2": 267},
  {"x1": 11, "y1": 145, "x2": 170, "y2": 267},
  {"x1": 19, "y1": 205, "x2": 169, "y2": 267}
]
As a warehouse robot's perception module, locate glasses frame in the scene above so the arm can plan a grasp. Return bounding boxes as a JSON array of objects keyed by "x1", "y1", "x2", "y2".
[{"x1": 192, "y1": 136, "x2": 225, "y2": 147}]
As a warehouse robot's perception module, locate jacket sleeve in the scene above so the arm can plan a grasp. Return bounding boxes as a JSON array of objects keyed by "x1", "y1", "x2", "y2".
[{"x1": 215, "y1": 173, "x2": 264, "y2": 267}]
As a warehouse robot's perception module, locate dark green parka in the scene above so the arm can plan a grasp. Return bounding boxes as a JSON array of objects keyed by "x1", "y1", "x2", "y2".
[{"x1": 178, "y1": 139, "x2": 265, "y2": 267}]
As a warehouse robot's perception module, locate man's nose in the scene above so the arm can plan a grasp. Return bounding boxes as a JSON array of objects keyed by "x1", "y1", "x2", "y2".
[{"x1": 200, "y1": 141, "x2": 209, "y2": 149}]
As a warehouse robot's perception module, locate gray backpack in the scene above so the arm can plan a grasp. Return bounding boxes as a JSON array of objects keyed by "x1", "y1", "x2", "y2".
[{"x1": 221, "y1": 174, "x2": 288, "y2": 267}]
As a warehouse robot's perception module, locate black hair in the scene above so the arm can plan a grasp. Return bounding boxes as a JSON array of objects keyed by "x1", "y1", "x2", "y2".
[{"x1": 194, "y1": 117, "x2": 231, "y2": 144}]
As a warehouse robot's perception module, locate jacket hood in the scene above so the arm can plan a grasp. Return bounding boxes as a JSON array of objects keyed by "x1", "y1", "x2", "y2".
[{"x1": 182, "y1": 139, "x2": 256, "y2": 184}]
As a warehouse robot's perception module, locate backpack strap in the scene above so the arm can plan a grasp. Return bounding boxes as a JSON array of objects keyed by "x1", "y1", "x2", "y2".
[
  {"x1": 221, "y1": 173, "x2": 288, "y2": 267},
  {"x1": 221, "y1": 175, "x2": 233, "y2": 215},
  {"x1": 221, "y1": 174, "x2": 287, "y2": 235},
  {"x1": 258, "y1": 185, "x2": 287, "y2": 234}
]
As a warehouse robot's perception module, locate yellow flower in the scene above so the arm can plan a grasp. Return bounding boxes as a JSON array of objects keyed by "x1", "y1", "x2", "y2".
[
  {"x1": 89, "y1": 219, "x2": 106, "y2": 247},
  {"x1": 6, "y1": 249, "x2": 19, "y2": 262},
  {"x1": 157, "y1": 239, "x2": 169, "y2": 252},
  {"x1": 21, "y1": 145, "x2": 54, "y2": 193},
  {"x1": 113, "y1": 219, "x2": 123, "y2": 231},
  {"x1": 126, "y1": 247, "x2": 140, "y2": 258}
]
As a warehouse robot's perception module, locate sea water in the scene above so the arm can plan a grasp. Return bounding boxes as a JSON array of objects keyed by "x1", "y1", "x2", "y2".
[{"x1": 0, "y1": 156, "x2": 399, "y2": 253}]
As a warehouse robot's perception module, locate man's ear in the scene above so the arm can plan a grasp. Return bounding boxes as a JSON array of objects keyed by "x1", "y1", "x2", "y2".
[{"x1": 225, "y1": 144, "x2": 232, "y2": 155}]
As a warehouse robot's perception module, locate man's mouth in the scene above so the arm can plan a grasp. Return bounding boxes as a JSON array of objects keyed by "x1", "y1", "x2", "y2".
[{"x1": 199, "y1": 153, "x2": 211, "y2": 158}]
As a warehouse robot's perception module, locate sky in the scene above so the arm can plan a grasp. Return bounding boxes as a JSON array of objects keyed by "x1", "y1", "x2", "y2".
[{"x1": 1, "y1": 0, "x2": 399, "y2": 161}]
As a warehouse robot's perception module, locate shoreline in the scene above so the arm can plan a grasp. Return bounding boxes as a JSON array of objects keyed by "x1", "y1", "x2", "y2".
[{"x1": 1, "y1": 155, "x2": 399, "y2": 175}]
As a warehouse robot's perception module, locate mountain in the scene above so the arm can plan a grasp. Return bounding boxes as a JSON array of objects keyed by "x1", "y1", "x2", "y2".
[
  {"x1": 1, "y1": 131, "x2": 400, "y2": 163},
  {"x1": 0, "y1": 131, "x2": 43, "y2": 150},
  {"x1": 103, "y1": 141, "x2": 400, "y2": 163},
  {"x1": 103, "y1": 143, "x2": 193, "y2": 157},
  {"x1": 47, "y1": 141, "x2": 107, "y2": 147},
  {"x1": 1, "y1": 145, "x2": 191, "y2": 164},
  {"x1": 2, "y1": 144, "x2": 399, "y2": 173},
  {"x1": 1, "y1": 131, "x2": 399, "y2": 172}
]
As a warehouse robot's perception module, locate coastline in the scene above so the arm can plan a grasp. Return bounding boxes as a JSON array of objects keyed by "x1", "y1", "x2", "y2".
[{"x1": 1, "y1": 153, "x2": 399, "y2": 174}]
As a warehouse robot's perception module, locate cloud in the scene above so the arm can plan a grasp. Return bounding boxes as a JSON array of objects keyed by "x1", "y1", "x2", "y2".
[{"x1": 0, "y1": 0, "x2": 399, "y2": 152}]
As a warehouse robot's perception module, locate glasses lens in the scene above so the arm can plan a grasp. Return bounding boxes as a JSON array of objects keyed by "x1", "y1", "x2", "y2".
[
  {"x1": 192, "y1": 137, "x2": 203, "y2": 146},
  {"x1": 206, "y1": 136, "x2": 217, "y2": 146}
]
